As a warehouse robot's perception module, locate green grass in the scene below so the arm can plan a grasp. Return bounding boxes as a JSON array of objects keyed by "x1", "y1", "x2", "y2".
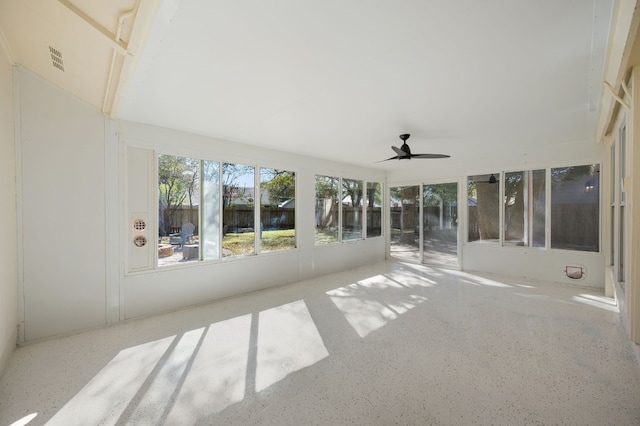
[
  {"x1": 314, "y1": 230, "x2": 338, "y2": 244},
  {"x1": 223, "y1": 229, "x2": 296, "y2": 255}
]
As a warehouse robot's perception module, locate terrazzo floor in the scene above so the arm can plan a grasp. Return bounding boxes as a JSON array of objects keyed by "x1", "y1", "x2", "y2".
[{"x1": 1, "y1": 260, "x2": 640, "y2": 425}]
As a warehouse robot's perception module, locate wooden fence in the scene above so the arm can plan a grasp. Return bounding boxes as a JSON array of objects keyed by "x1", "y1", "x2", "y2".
[
  {"x1": 163, "y1": 205, "x2": 297, "y2": 235},
  {"x1": 166, "y1": 204, "x2": 597, "y2": 250},
  {"x1": 468, "y1": 204, "x2": 598, "y2": 249}
]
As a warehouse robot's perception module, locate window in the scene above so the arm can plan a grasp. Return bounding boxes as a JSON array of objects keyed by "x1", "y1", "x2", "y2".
[
  {"x1": 503, "y1": 170, "x2": 545, "y2": 247},
  {"x1": 610, "y1": 143, "x2": 615, "y2": 266},
  {"x1": 342, "y1": 178, "x2": 363, "y2": 241},
  {"x1": 315, "y1": 175, "x2": 339, "y2": 244},
  {"x1": 202, "y1": 160, "x2": 221, "y2": 261},
  {"x1": 158, "y1": 155, "x2": 297, "y2": 267},
  {"x1": 366, "y1": 182, "x2": 382, "y2": 237},
  {"x1": 618, "y1": 124, "x2": 626, "y2": 283},
  {"x1": 467, "y1": 166, "x2": 599, "y2": 252},
  {"x1": 550, "y1": 164, "x2": 600, "y2": 252},
  {"x1": 531, "y1": 169, "x2": 546, "y2": 247},
  {"x1": 315, "y1": 175, "x2": 377, "y2": 244},
  {"x1": 222, "y1": 163, "x2": 255, "y2": 257},
  {"x1": 260, "y1": 168, "x2": 296, "y2": 252},
  {"x1": 468, "y1": 173, "x2": 500, "y2": 243},
  {"x1": 158, "y1": 154, "x2": 200, "y2": 267}
]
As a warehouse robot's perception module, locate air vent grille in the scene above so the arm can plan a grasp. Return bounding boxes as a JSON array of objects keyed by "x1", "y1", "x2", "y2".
[
  {"x1": 133, "y1": 219, "x2": 147, "y2": 231},
  {"x1": 49, "y1": 46, "x2": 65, "y2": 72},
  {"x1": 134, "y1": 236, "x2": 147, "y2": 247}
]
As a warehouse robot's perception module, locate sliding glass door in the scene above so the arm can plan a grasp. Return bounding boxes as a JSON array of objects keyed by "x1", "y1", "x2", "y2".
[
  {"x1": 423, "y1": 182, "x2": 459, "y2": 267},
  {"x1": 389, "y1": 186, "x2": 420, "y2": 261},
  {"x1": 389, "y1": 182, "x2": 459, "y2": 267}
]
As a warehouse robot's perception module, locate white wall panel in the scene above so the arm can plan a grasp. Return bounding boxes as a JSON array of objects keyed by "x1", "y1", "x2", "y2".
[
  {"x1": 463, "y1": 243, "x2": 605, "y2": 288},
  {"x1": 0, "y1": 52, "x2": 17, "y2": 374},
  {"x1": 126, "y1": 147, "x2": 154, "y2": 273},
  {"x1": 124, "y1": 252, "x2": 302, "y2": 319},
  {"x1": 17, "y1": 67, "x2": 106, "y2": 341},
  {"x1": 119, "y1": 121, "x2": 387, "y2": 321}
]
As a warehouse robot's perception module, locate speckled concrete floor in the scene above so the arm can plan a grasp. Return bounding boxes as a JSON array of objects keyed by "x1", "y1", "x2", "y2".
[{"x1": 1, "y1": 261, "x2": 640, "y2": 425}]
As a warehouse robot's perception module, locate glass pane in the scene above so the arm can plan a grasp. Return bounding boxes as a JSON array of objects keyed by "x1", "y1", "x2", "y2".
[
  {"x1": 390, "y1": 186, "x2": 420, "y2": 261},
  {"x1": 468, "y1": 173, "x2": 499, "y2": 243},
  {"x1": 342, "y1": 178, "x2": 363, "y2": 241},
  {"x1": 158, "y1": 154, "x2": 200, "y2": 266},
  {"x1": 531, "y1": 169, "x2": 546, "y2": 247},
  {"x1": 614, "y1": 124, "x2": 626, "y2": 282},
  {"x1": 260, "y1": 168, "x2": 296, "y2": 252},
  {"x1": 315, "y1": 175, "x2": 339, "y2": 244},
  {"x1": 504, "y1": 171, "x2": 525, "y2": 245},
  {"x1": 222, "y1": 163, "x2": 255, "y2": 256},
  {"x1": 610, "y1": 144, "x2": 615, "y2": 205},
  {"x1": 610, "y1": 144, "x2": 616, "y2": 266},
  {"x1": 423, "y1": 182, "x2": 458, "y2": 267},
  {"x1": 366, "y1": 182, "x2": 382, "y2": 237},
  {"x1": 551, "y1": 164, "x2": 599, "y2": 252},
  {"x1": 202, "y1": 160, "x2": 220, "y2": 260},
  {"x1": 610, "y1": 205, "x2": 615, "y2": 267},
  {"x1": 619, "y1": 206, "x2": 625, "y2": 282}
]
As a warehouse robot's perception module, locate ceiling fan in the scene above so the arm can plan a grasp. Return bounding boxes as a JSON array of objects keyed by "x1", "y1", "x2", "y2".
[{"x1": 380, "y1": 134, "x2": 450, "y2": 161}]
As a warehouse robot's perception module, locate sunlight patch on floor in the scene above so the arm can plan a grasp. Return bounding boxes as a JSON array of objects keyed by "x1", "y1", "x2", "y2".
[
  {"x1": 572, "y1": 294, "x2": 619, "y2": 312},
  {"x1": 126, "y1": 327, "x2": 207, "y2": 424},
  {"x1": 328, "y1": 275, "x2": 427, "y2": 338},
  {"x1": 8, "y1": 412, "x2": 37, "y2": 426},
  {"x1": 46, "y1": 336, "x2": 175, "y2": 425},
  {"x1": 163, "y1": 314, "x2": 251, "y2": 423},
  {"x1": 256, "y1": 300, "x2": 329, "y2": 392},
  {"x1": 441, "y1": 269, "x2": 513, "y2": 287}
]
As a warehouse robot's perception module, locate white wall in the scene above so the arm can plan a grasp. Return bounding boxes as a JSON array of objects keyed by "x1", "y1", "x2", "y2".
[
  {"x1": 387, "y1": 137, "x2": 607, "y2": 288},
  {"x1": 12, "y1": 70, "x2": 386, "y2": 342},
  {"x1": 16, "y1": 67, "x2": 107, "y2": 341},
  {"x1": 0, "y1": 46, "x2": 17, "y2": 375},
  {"x1": 119, "y1": 121, "x2": 387, "y2": 319},
  {"x1": 12, "y1": 64, "x2": 609, "y2": 342}
]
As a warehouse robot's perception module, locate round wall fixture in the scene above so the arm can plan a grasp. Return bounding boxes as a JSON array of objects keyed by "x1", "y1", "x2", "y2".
[
  {"x1": 133, "y1": 219, "x2": 147, "y2": 231},
  {"x1": 134, "y1": 235, "x2": 147, "y2": 247},
  {"x1": 564, "y1": 265, "x2": 585, "y2": 280}
]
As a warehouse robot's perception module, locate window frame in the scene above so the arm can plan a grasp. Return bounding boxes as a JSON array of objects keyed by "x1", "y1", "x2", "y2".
[
  {"x1": 157, "y1": 153, "x2": 299, "y2": 268},
  {"x1": 315, "y1": 174, "x2": 383, "y2": 246},
  {"x1": 466, "y1": 164, "x2": 601, "y2": 253}
]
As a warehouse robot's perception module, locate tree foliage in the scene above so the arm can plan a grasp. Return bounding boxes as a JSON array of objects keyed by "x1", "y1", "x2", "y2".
[
  {"x1": 261, "y1": 170, "x2": 295, "y2": 206},
  {"x1": 158, "y1": 155, "x2": 198, "y2": 235},
  {"x1": 222, "y1": 163, "x2": 254, "y2": 207},
  {"x1": 342, "y1": 179, "x2": 363, "y2": 206}
]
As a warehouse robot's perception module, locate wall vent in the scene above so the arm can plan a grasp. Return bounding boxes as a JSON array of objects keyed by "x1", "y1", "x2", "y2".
[
  {"x1": 133, "y1": 235, "x2": 147, "y2": 248},
  {"x1": 564, "y1": 265, "x2": 585, "y2": 280},
  {"x1": 133, "y1": 219, "x2": 147, "y2": 231},
  {"x1": 49, "y1": 46, "x2": 65, "y2": 72}
]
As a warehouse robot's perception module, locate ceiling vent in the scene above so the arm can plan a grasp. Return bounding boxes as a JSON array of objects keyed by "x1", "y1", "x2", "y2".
[{"x1": 49, "y1": 46, "x2": 64, "y2": 72}]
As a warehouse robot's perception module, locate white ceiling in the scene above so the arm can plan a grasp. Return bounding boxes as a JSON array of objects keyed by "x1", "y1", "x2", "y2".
[{"x1": 1, "y1": 0, "x2": 614, "y2": 169}]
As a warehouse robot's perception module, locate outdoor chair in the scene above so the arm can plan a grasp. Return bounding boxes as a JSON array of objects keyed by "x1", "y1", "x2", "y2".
[{"x1": 169, "y1": 222, "x2": 195, "y2": 247}]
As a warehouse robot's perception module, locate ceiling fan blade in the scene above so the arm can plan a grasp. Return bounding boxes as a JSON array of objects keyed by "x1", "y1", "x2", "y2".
[
  {"x1": 378, "y1": 135, "x2": 451, "y2": 162},
  {"x1": 376, "y1": 155, "x2": 401, "y2": 162},
  {"x1": 391, "y1": 145, "x2": 409, "y2": 158},
  {"x1": 411, "y1": 153, "x2": 451, "y2": 159}
]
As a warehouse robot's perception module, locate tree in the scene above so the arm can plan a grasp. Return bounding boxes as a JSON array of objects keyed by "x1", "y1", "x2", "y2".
[
  {"x1": 468, "y1": 176, "x2": 499, "y2": 240},
  {"x1": 399, "y1": 186, "x2": 418, "y2": 245},
  {"x1": 342, "y1": 179, "x2": 363, "y2": 207},
  {"x1": 261, "y1": 170, "x2": 295, "y2": 206},
  {"x1": 158, "y1": 155, "x2": 198, "y2": 236},
  {"x1": 222, "y1": 163, "x2": 253, "y2": 208},
  {"x1": 315, "y1": 176, "x2": 338, "y2": 229}
]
